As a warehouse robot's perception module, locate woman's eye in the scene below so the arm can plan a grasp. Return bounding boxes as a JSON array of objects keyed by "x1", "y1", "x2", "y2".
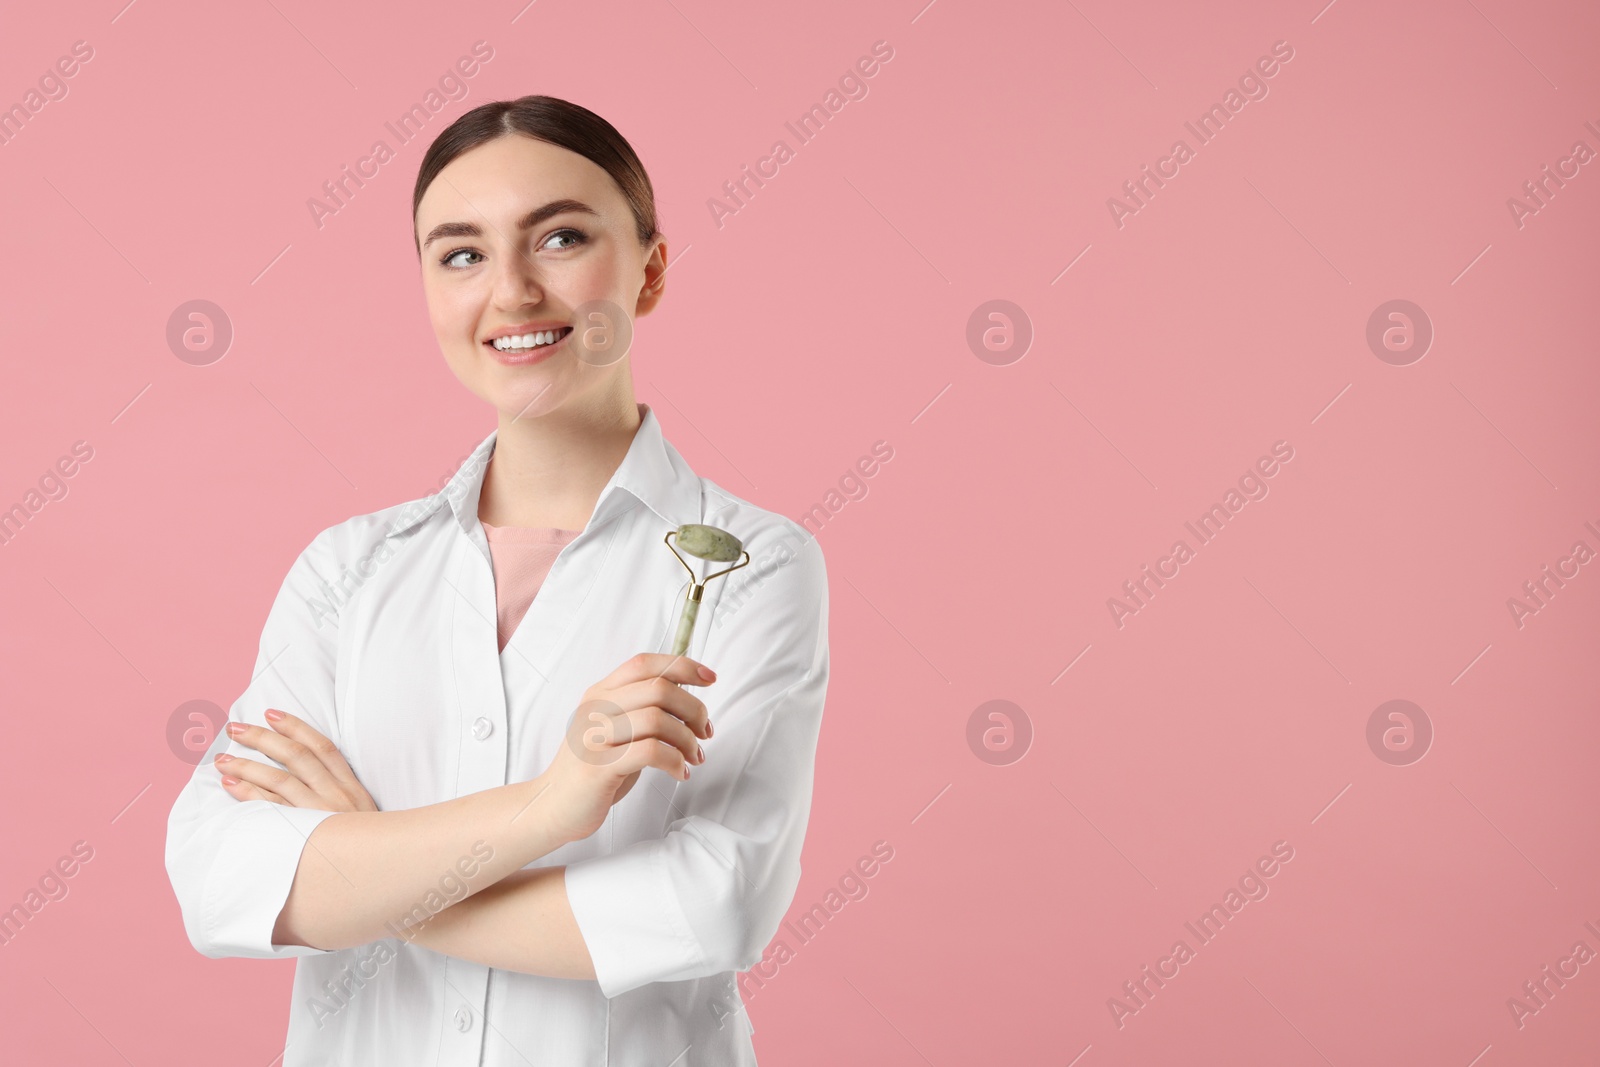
[
  {"x1": 544, "y1": 228, "x2": 587, "y2": 251},
  {"x1": 440, "y1": 230, "x2": 585, "y2": 269}
]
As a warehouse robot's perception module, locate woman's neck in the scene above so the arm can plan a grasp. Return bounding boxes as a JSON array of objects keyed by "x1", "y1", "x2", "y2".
[{"x1": 477, "y1": 393, "x2": 642, "y2": 531}]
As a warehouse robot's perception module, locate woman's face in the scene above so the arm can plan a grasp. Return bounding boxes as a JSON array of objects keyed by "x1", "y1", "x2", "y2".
[{"x1": 415, "y1": 134, "x2": 666, "y2": 423}]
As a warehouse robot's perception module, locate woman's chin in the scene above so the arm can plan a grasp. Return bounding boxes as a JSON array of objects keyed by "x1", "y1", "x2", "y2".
[{"x1": 498, "y1": 394, "x2": 553, "y2": 423}]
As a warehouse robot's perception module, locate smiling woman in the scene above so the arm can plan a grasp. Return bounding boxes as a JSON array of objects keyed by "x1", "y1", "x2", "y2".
[
  {"x1": 165, "y1": 95, "x2": 831, "y2": 1067},
  {"x1": 411, "y1": 101, "x2": 670, "y2": 488}
]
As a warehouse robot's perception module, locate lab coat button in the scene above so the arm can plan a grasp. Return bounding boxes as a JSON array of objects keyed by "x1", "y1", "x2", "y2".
[
  {"x1": 454, "y1": 1006, "x2": 474, "y2": 1032},
  {"x1": 473, "y1": 717, "x2": 494, "y2": 741}
]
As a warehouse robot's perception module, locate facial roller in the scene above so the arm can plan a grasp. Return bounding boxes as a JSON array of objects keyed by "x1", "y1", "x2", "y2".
[{"x1": 664, "y1": 524, "x2": 750, "y2": 656}]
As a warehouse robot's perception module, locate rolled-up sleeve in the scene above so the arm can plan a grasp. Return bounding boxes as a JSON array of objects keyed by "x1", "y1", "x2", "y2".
[
  {"x1": 164, "y1": 528, "x2": 347, "y2": 959},
  {"x1": 565, "y1": 526, "x2": 829, "y2": 998}
]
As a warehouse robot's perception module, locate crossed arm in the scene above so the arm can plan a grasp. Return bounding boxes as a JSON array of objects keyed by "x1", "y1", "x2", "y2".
[
  {"x1": 398, "y1": 867, "x2": 593, "y2": 978},
  {"x1": 217, "y1": 652, "x2": 716, "y2": 980},
  {"x1": 170, "y1": 529, "x2": 829, "y2": 995},
  {"x1": 234, "y1": 736, "x2": 598, "y2": 979}
]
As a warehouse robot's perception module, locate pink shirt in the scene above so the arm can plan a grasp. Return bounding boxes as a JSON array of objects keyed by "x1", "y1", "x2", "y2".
[{"x1": 481, "y1": 521, "x2": 582, "y2": 651}]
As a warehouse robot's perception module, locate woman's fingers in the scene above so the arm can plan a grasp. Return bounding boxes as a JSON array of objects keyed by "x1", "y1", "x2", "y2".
[
  {"x1": 604, "y1": 676, "x2": 711, "y2": 739},
  {"x1": 225, "y1": 719, "x2": 345, "y2": 801},
  {"x1": 574, "y1": 702, "x2": 705, "y2": 768},
  {"x1": 613, "y1": 736, "x2": 693, "y2": 783},
  {"x1": 259, "y1": 710, "x2": 377, "y2": 810},
  {"x1": 215, "y1": 754, "x2": 314, "y2": 807},
  {"x1": 219, "y1": 773, "x2": 286, "y2": 805},
  {"x1": 618, "y1": 706, "x2": 703, "y2": 767},
  {"x1": 219, "y1": 712, "x2": 378, "y2": 813},
  {"x1": 596, "y1": 653, "x2": 717, "y2": 695},
  {"x1": 583, "y1": 654, "x2": 718, "y2": 744}
]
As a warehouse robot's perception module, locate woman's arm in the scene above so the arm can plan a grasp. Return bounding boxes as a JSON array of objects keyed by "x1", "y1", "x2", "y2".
[
  {"x1": 217, "y1": 709, "x2": 576, "y2": 953},
  {"x1": 395, "y1": 866, "x2": 597, "y2": 979},
  {"x1": 225, "y1": 653, "x2": 713, "y2": 954},
  {"x1": 268, "y1": 773, "x2": 573, "y2": 952}
]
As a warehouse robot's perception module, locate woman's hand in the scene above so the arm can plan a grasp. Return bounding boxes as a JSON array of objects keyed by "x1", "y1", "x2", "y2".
[
  {"x1": 215, "y1": 709, "x2": 378, "y2": 813},
  {"x1": 536, "y1": 653, "x2": 715, "y2": 844}
]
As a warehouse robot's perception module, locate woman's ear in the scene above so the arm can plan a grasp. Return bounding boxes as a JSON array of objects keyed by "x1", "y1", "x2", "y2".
[{"x1": 635, "y1": 238, "x2": 669, "y2": 317}]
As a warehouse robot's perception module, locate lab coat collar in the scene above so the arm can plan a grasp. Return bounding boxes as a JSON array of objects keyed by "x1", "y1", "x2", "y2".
[{"x1": 384, "y1": 402, "x2": 700, "y2": 541}]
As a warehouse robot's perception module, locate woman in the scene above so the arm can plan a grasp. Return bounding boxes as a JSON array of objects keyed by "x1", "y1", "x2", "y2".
[{"x1": 165, "y1": 95, "x2": 830, "y2": 1067}]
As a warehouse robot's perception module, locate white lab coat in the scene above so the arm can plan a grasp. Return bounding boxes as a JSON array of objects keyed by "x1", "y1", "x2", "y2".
[{"x1": 164, "y1": 402, "x2": 829, "y2": 1066}]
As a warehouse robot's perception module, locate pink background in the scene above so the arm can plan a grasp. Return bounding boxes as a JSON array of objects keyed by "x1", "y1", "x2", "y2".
[{"x1": 2, "y1": 0, "x2": 1597, "y2": 1063}]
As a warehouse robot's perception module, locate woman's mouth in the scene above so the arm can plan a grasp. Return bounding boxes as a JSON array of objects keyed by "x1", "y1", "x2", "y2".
[{"x1": 486, "y1": 326, "x2": 573, "y2": 365}]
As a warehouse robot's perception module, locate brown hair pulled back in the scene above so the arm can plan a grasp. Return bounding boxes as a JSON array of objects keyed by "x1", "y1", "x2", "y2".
[{"x1": 411, "y1": 95, "x2": 659, "y2": 257}]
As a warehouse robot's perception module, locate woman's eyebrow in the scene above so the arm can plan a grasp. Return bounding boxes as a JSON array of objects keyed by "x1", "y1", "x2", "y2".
[{"x1": 421, "y1": 199, "x2": 600, "y2": 249}]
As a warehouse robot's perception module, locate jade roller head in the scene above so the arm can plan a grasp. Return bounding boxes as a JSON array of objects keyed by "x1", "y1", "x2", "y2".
[{"x1": 664, "y1": 525, "x2": 750, "y2": 656}]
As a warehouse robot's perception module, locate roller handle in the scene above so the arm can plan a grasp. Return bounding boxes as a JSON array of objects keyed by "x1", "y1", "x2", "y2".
[{"x1": 670, "y1": 588, "x2": 702, "y2": 657}]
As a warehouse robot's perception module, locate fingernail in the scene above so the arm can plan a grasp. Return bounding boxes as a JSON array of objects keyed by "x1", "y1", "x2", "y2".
[
  {"x1": 706, "y1": 720, "x2": 715, "y2": 738},
  {"x1": 221, "y1": 775, "x2": 240, "y2": 786},
  {"x1": 214, "y1": 753, "x2": 233, "y2": 764},
  {"x1": 227, "y1": 722, "x2": 246, "y2": 737},
  {"x1": 698, "y1": 665, "x2": 717, "y2": 682},
  {"x1": 265, "y1": 709, "x2": 285, "y2": 722},
  {"x1": 696, "y1": 744, "x2": 705, "y2": 763},
  {"x1": 683, "y1": 766, "x2": 692, "y2": 780}
]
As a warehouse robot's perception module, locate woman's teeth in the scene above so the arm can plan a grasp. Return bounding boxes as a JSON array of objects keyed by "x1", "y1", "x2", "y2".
[{"x1": 492, "y1": 327, "x2": 569, "y2": 351}]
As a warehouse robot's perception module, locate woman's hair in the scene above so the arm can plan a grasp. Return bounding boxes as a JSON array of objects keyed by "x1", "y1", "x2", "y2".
[{"x1": 411, "y1": 95, "x2": 659, "y2": 257}]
